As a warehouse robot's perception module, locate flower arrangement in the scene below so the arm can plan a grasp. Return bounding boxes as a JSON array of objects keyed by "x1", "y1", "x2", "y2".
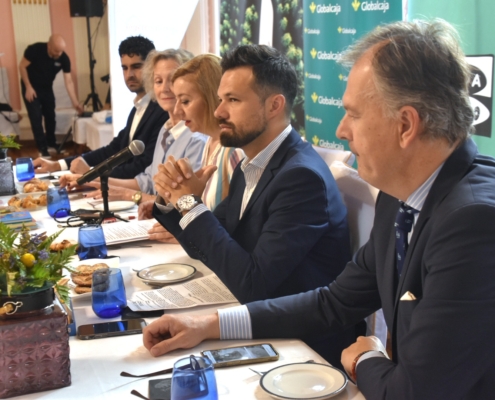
[
  {"x1": 0, "y1": 133, "x2": 21, "y2": 149},
  {"x1": 0, "y1": 222, "x2": 76, "y2": 303}
]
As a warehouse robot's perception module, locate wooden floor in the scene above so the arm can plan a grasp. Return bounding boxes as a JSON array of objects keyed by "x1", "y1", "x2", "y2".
[{"x1": 7, "y1": 139, "x2": 85, "y2": 163}]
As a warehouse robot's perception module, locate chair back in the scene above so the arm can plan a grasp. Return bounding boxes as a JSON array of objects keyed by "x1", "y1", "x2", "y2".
[
  {"x1": 330, "y1": 161, "x2": 378, "y2": 254},
  {"x1": 330, "y1": 161, "x2": 387, "y2": 343},
  {"x1": 312, "y1": 145, "x2": 356, "y2": 166}
]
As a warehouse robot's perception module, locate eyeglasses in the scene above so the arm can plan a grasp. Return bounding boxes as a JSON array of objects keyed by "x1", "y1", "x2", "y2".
[{"x1": 54, "y1": 209, "x2": 102, "y2": 227}]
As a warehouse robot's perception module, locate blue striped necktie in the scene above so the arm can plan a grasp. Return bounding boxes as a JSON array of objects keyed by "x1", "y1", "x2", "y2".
[{"x1": 395, "y1": 202, "x2": 418, "y2": 276}]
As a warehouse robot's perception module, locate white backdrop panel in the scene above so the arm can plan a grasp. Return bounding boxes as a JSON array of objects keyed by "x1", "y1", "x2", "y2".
[{"x1": 107, "y1": 0, "x2": 199, "y2": 137}]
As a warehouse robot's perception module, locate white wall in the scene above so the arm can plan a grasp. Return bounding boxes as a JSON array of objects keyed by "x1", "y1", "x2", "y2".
[{"x1": 107, "y1": 0, "x2": 199, "y2": 136}]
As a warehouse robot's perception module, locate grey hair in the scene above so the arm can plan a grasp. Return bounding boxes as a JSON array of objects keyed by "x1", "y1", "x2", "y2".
[
  {"x1": 340, "y1": 19, "x2": 474, "y2": 145},
  {"x1": 143, "y1": 49, "x2": 194, "y2": 100}
]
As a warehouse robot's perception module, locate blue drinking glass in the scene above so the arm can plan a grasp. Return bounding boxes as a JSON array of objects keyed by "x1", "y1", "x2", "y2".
[
  {"x1": 77, "y1": 224, "x2": 108, "y2": 260},
  {"x1": 92, "y1": 268, "x2": 127, "y2": 318},
  {"x1": 15, "y1": 157, "x2": 35, "y2": 182},
  {"x1": 47, "y1": 187, "x2": 71, "y2": 218},
  {"x1": 171, "y1": 356, "x2": 218, "y2": 400}
]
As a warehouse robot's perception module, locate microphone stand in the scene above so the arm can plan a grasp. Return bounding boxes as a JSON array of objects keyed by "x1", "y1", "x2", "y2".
[{"x1": 97, "y1": 171, "x2": 129, "y2": 224}]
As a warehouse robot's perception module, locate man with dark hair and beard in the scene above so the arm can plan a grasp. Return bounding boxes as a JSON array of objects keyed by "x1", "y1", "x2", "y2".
[{"x1": 151, "y1": 44, "x2": 358, "y2": 368}]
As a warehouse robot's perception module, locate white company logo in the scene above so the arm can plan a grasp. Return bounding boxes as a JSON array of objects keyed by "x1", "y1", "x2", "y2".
[
  {"x1": 317, "y1": 3, "x2": 342, "y2": 15},
  {"x1": 304, "y1": 27, "x2": 321, "y2": 35},
  {"x1": 319, "y1": 140, "x2": 345, "y2": 150},
  {"x1": 337, "y1": 26, "x2": 357, "y2": 35},
  {"x1": 310, "y1": 48, "x2": 342, "y2": 61},
  {"x1": 312, "y1": 92, "x2": 343, "y2": 108},
  {"x1": 305, "y1": 71, "x2": 322, "y2": 81},
  {"x1": 306, "y1": 115, "x2": 323, "y2": 124},
  {"x1": 310, "y1": 2, "x2": 341, "y2": 15},
  {"x1": 360, "y1": 1, "x2": 390, "y2": 13}
]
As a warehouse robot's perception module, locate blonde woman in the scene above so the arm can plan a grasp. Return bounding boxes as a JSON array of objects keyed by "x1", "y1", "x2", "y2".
[{"x1": 139, "y1": 55, "x2": 244, "y2": 242}]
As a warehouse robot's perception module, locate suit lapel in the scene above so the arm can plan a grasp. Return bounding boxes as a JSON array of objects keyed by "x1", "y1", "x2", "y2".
[
  {"x1": 225, "y1": 130, "x2": 300, "y2": 233},
  {"x1": 240, "y1": 130, "x2": 300, "y2": 218},
  {"x1": 132, "y1": 101, "x2": 156, "y2": 139},
  {"x1": 394, "y1": 138, "x2": 478, "y2": 305}
]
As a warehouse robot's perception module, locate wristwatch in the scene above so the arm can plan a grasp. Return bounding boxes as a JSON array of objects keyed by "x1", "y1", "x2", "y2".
[
  {"x1": 176, "y1": 194, "x2": 202, "y2": 213},
  {"x1": 132, "y1": 191, "x2": 142, "y2": 205}
]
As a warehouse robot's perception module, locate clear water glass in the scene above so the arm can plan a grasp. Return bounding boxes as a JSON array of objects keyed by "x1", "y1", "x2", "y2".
[
  {"x1": 92, "y1": 268, "x2": 127, "y2": 318},
  {"x1": 47, "y1": 187, "x2": 71, "y2": 218},
  {"x1": 15, "y1": 157, "x2": 35, "y2": 182},
  {"x1": 171, "y1": 355, "x2": 218, "y2": 400},
  {"x1": 77, "y1": 224, "x2": 107, "y2": 260}
]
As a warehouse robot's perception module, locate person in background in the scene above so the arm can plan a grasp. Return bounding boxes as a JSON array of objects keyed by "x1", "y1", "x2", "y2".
[
  {"x1": 19, "y1": 34, "x2": 83, "y2": 157},
  {"x1": 150, "y1": 45, "x2": 355, "y2": 368},
  {"x1": 138, "y1": 54, "x2": 244, "y2": 243},
  {"x1": 142, "y1": 20, "x2": 495, "y2": 399},
  {"x1": 59, "y1": 49, "x2": 207, "y2": 210},
  {"x1": 33, "y1": 36, "x2": 168, "y2": 179}
]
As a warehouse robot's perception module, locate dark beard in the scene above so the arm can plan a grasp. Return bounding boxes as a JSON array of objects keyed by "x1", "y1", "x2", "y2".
[{"x1": 219, "y1": 120, "x2": 265, "y2": 148}]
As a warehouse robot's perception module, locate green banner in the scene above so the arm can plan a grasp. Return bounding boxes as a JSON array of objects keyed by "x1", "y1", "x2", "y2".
[
  {"x1": 303, "y1": 0, "x2": 402, "y2": 150},
  {"x1": 408, "y1": 0, "x2": 495, "y2": 157}
]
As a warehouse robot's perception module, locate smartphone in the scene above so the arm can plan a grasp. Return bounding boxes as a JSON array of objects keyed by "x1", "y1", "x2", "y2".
[
  {"x1": 77, "y1": 318, "x2": 147, "y2": 340},
  {"x1": 201, "y1": 343, "x2": 279, "y2": 368},
  {"x1": 149, "y1": 378, "x2": 171, "y2": 400}
]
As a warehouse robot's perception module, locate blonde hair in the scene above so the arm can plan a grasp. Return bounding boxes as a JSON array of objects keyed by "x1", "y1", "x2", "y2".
[
  {"x1": 143, "y1": 49, "x2": 194, "y2": 101},
  {"x1": 172, "y1": 54, "x2": 222, "y2": 133}
]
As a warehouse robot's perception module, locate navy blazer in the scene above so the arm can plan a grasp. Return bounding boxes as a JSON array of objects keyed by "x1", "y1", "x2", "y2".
[
  {"x1": 65, "y1": 100, "x2": 168, "y2": 179},
  {"x1": 154, "y1": 129, "x2": 356, "y2": 365},
  {"x1": 247, "y1": 138, "x2": 495, "y2": 399}
]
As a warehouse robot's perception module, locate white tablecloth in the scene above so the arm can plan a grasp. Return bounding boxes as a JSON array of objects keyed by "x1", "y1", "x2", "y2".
[
  {"x1": 73, "y1": 117, "x2": 114, "y2": 149},
  {"x1": 1, "y1": 196, "x2": 365, "y2": 400}
]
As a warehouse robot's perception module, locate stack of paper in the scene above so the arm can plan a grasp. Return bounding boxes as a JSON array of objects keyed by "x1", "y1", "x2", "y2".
[{"x1": 102, "y1": 219, "x2": 156, "y2": 245}]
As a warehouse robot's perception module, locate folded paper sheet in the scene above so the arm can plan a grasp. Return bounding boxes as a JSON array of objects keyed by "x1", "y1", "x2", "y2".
[{"x1": 128, "y1": 275, "x2": 237, "y2": 311}]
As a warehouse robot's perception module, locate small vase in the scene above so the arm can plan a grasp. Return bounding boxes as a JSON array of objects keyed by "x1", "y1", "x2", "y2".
[
  {"x1": 0, "y1": 285, "x2": 71, "y2": 399},
  {"x1": 0, "y1": 148, "x2": 16, "y2": 196}
]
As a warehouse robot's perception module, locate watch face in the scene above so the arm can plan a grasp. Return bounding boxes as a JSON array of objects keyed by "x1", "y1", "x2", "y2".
[
  {"x1": 177, "y1": 195, "x2": 195, "y2": 211},
  {"x1": 132, "y1": 192, "x2": 142, "y2": 203}
]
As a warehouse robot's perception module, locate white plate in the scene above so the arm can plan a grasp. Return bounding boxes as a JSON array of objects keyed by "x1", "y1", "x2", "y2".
[
  {"x1": 260, "y1": 363, "x2": 347, "y2": 400},
  {"x1": 93, "y1": 201, "x2": 136, "y2": 212},
  {"x1": 137, "y1": 263, "x2": 196, "y2": 286},
  {"x1": 68, "y1": 257, "x2": 120, "y2": 298}
]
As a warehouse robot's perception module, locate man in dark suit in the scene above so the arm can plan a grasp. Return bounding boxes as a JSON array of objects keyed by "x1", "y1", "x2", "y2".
[
  {"x1": 143, "y1": 20, "x2": 495, "y2": 399},
  {"x1": 33, "y1": 36, "x2": 168, "y2": 179},
  {"x1": 151, "y1": 45, "x2": 355, "y2": 367}
]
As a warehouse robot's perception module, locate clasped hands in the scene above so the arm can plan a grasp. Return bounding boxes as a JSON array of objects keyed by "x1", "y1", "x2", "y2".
[{"x1": 153, "y1": 155, "x2": 217, "y2": 209}]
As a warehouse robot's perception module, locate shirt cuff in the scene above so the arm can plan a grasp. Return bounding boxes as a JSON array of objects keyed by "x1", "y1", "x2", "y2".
[
  {"x1": 356, "y1": 350, "x2": 387, "y2": 367},
  {"x1": 179, "y1": 204, "x2": 209, "y2": 229},
  {"x1": 58, "y1": 159, "x2": 69, "y2": 171},
  {"x1": 155, "y1": 195, "x2": 175, "y2": 213},
  {"x1": 218, "y1": 305, "x2": 253, "y2": 340}
]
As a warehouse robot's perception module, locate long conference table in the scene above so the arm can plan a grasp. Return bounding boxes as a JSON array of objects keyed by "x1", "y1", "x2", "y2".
[{"x1": 1, "y1": 191, "x2": 365, "y2": 400}]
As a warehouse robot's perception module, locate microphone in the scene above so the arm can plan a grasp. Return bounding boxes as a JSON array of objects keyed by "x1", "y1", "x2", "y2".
[{"x1": 76, "y1": 140, "x2": 145, "y2": 185}]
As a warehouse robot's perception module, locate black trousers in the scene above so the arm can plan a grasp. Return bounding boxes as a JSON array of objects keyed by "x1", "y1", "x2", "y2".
[{"x1": 21, "y1": 82, "x2": 57, "y2": 152}]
